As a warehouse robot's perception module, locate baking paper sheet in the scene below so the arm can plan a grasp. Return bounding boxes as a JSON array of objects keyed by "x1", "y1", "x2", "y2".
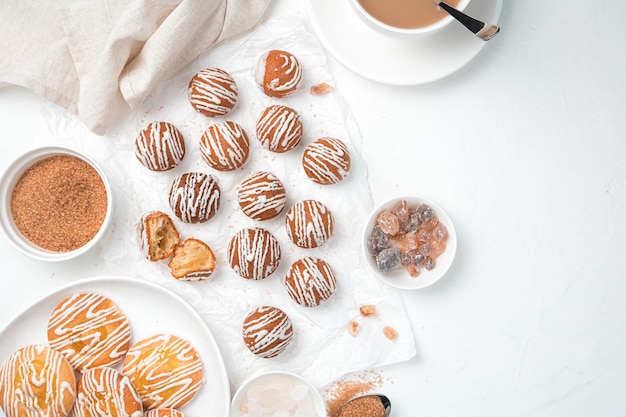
[{"x1": 42, "y1": 12, "x2": 416, "y2": 391}]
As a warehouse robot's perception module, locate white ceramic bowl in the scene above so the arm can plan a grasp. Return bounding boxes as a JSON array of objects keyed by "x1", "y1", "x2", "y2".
[
  {"x1": 0, "y1": 146, "x2": 113, "y2": 262},
  {"x1": 230, "y1": 371, "x2": 326, "y2": 417},
  {"x1": 348, "y1": 0, "x2": 471, "y2": 38},
  {"x1": 363, "y1": 196, "x2": 457, "y2": 290}
]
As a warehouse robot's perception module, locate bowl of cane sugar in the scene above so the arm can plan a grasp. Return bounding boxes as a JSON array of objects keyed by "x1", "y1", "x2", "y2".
[
  {"x1": 230, "y1": 371, "x2": 326, "y2": 417},
  {"x1": 363, "y1": 195, "x2": 457, "y2": 290},
  {"x1": 0, "y1": 146, "x2": 113, "y2": 261}
]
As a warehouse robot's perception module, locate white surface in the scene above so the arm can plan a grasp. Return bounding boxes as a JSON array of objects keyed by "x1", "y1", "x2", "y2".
[
  {"x1": 306, "y1": 0, "x2": 502, "y2": 85},
  {"x1": 0, "y1": 276, "x2": 230, "y2": 417},
  {"x1": 1, "y1": 0, "x2": 626, "y2": 416},
  {"x1": 362, "y1": 196, "x2": 458, "y2": 290}
]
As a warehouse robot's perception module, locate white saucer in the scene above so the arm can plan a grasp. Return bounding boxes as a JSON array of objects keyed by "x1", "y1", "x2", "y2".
[{"x1": 305, "y1": 0, "x2": 503, "y2": 85}]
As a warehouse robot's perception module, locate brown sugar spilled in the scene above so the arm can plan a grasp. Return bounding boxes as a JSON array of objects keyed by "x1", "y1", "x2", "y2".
[
  {"x1": 11, "y1": 154, "x2": 108, "y2": 252},
  {"x1": 324, "y1": 370, "x2": 389, "y2": 417}
]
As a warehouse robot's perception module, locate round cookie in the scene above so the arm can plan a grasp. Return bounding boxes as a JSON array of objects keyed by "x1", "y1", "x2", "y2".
[
  {"x1": 237, "y1": 171, "x2": 287, "y2": 221},
  {"x1": 285, "y1": 257, "x2": 337, "y2": 307},
  {"x1": 169, "y1": 172, "x2": 221, "y2": 223},
  {"x1": 145, "y1": 409, "x2": 186, "y2": 417},
  {"x1": 242, "y1": 306, "x2": 293, "y2": 358},
  {"x1": 188, "y1": 67, "x2": 238, "y2": 117},
  {"x1": 228, "y1": 227, "x2": 281, "y2": 280},
  {"x1": 302, "y1": 137, "x2": 351, "y2": 185},
  {"x1": 139, "y1": 211, "x2": 181, "y2": 262},
  {"x1": 122, "y1": 334, "x2": 204, "y2": 410},
  {"x1": 47, "y1": 293, "x2": 132, "y2": 372},
  {"x1": 255, "y1": 105, "x2": 303, "y2": 153},
  {"x1": 0, "y1": 344, "x2": 76, "y2": 417},
  {"x1": 74, "y1": 367, "x2": 142, "y2": 417},
  {"x1": 135, "y1": 121, "x2": 185, "y2": 171},
  {"x1": 285, "y1": 200, "x2": 335, "y2": 248},
  {"x1": 199, "y1": 121, "x2": 250, "y2": 171},
  {"x1": 255, "y1": 50, "x2": 303, "y2": 98}
]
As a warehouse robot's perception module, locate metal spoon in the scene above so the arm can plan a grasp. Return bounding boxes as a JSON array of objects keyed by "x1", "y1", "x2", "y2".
[
  {"x1": 338, "y1": 394, "x2": 392, "y2": 417},
  {"x1": 438, "y1": 1, "x2": 500, "y2": 41}
]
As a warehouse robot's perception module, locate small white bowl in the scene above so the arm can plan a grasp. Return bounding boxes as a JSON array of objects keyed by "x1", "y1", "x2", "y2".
[
  {"x1": 0, "y1": 146, "x2": 113, "y2": 262},
  {"x1": 363, "y1": 196, "x2": 457, "y2": 290},
  {"x1": 349, "y1": 0, "x2": 471, "y2": 38},
  {"x1": 230, "y1": 371, "x2": 326, "y2": 417}
]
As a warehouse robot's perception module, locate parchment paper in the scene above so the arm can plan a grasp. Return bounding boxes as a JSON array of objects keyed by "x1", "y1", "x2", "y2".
[{"x1": 42, "y1": 12, "x2": 416, "y2": 391}]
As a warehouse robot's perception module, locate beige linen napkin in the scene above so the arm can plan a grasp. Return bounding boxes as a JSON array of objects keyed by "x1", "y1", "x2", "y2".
[{"x1": 0, "y1": 0, "x2": 272, "y2": 135}]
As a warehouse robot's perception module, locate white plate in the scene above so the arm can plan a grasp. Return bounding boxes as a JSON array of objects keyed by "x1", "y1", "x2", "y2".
[
  {"x1": 305, "y1": 0, "x2": 503, "y2": 85},
  {"x1": 0, "y1": 276, "x2": 230, "y2": 417}
]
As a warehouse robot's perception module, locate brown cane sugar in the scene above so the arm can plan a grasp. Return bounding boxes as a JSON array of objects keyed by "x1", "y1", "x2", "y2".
[
  {"x1": 10, "y1": 154, "x2": 108, "y2": 252},
  {"x1": 337, "y1": 395, "x2": 386, "y2": 417},
  {"x1": 324, "y1": 371, "x2": 387, "y2": 417}
]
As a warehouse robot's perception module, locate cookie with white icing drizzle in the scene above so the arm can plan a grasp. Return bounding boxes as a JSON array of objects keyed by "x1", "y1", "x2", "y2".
[
  {"x1": 285, "y1": 257, "x2": 337, "y2": 307},
  {"x1": 47, "y1": 293, "x2": 132, "y2": 372},
  {"x1": 228, "y1": 227, "x2": 281, "y2": 280},
  {"x1": 122, "y1": 334, "x2": 204, "y2": 410},
  {"x1": 199, "y1": 121, "x2": 250, "y2": 171},
  {"x1": 134, "y1": 121, "x2": 186, "y2": 171},
  {"x1": 242, "y1": 306, "x2": 293, "y2": 358},
  {"x1": 188, "y1": 67, "x2": 238, "y2": 117},
  {"x1": 285, "y1": 200, "x2": 335, "y2": 249},
  {"x1": 255, "y1": 50, "x2": 303, "y2": 98},
  {"x1": 255, "y1": 105, "x2": 303, "y2": 153},
  {"x1": 0, "y1": 344, "x2": 76, "y2": 417},
  {"x1": 302, "y1": 137, "x2": 351, "y2": 185},
  {"x1": 74, "y1": 367, "x2": 142, "y2": 417},
  {"x1": 145, "y1": 409, "x2": 186, "y2": 417},
  {"x1": 237, "y1": 171, "x2": 286, "y2": 221},
  {"x1": 168, "y1": 172, "x2": 221, "y2": 223}
]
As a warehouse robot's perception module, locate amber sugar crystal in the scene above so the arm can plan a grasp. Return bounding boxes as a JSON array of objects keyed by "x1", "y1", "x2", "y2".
[{"x1": 11, "y1": 154, "x2": 108, "y2": 252}]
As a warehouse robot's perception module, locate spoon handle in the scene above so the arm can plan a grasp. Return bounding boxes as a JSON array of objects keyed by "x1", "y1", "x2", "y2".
[{"x1": 438, "y1": 1, "x2": 500, "y2": 40}]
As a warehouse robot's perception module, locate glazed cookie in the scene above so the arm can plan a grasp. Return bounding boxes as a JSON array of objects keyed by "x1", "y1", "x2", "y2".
[
  {"x1": 302, "y1": 137, "x2": 351, "y2": 185},
  {"x1": 255, "y1": 50, "x2": 303, "y2": 98},
  {"x1": 122, "y1": 334, "x2": 204, "y2": 410},
  {"x1": 47, "y1": 293, "x2": 132, "y2": 372},
  {"x1": 74, "y1": 367, "x2": 142, "y2": 417},
  {"x1": 255, "y1": 105, "x2": 303, "y2": 153},
  {"x1": 135, "y1": 121, "x2": 186, "y2": 171},
  {"x1": 285, "y1": 200, "x2": 335, "y2": 249},
  {"x1": 242, "y1": 306, "x2": 293, "y2": 358},
  {"x1": 169, "y1": 172, "x2": 221, "y2": 223},
  {"x1": 228, "y1": 227, "x2": 281, "y2": 280},
  {"x1": 139, "y1": 211, "x2": 181, "y2": 261},
  {"x1": 168, "y1": 238, "x2": 216, "y2": 281},
  {"x1": 188, "y1": 67, "x2": 238, "y2": 117},
  {"x1": 0, "y1": 344, "x2": 76, "y2": 417},
  {"x1": 199, "y1": 121, "x2": 250, "y2": 171},
  {"x1": 237, "y1": 171, "x2": 287, "y2": 221},
  {"x1": 285, "y1": 257, "x2": 337, "y2": 307}
]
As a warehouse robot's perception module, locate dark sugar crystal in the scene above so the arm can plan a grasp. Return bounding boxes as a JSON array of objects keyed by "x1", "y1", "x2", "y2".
[
  {"x1": 376, "y1": 247, "x2": 402, "y2": 273},
  {"x1": 419, "y1": 243, "x2": 433, "y2": 257},
  {"x1": 433, "y1": 223, "x2": 448, "y2": 241},
  {"x1": 366, "y1": 236, "x2": 380, "y2": 256},
  {"x1": 417, "y1": 204, "x2": 434, "y2": 222},
  {"x1": 400, "y1": 210, "x2": 421, "y2": 233}
]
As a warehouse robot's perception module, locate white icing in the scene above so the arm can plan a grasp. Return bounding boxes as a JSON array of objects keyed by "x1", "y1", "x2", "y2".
[
  {"x1": 199, "y1": 121, "x2": 249, "y2": 171},
  {"x1": 285, "y1": 257, "x2": 337, "y2": 307},
  {"x1": 135, "y1": 122, "x2": 185, "y2": 171},
  {"x1": 189, "y1": 67, "x2": 238, "y2": 116},
  {"x1": 169, "y1": 172, "x2": 221, "y2": 223},
  {"x1": 302, "y1": 137, "x2": 350, "y2": 185},
  {"x1": 243, "y1": 306, "x2": 293, "y2": 358},
  {"x1": 237, "y1": 171, "x2": 287, "y2": 220},
  {"x1": 285, "y1": 200, "x2": 334, "y2": 248},
  {"x1": 228, "y1": 228, "x2": 281, "y2": 280},
  {"x1": 47, "y1": 293, "x2": 131, "y2": 371},
  {"x1": 255, "y1": 105, "x2": 303, "y2": 152},
  {"x1": 74, "y1": 367, "x2": 142, "y2": 417}
]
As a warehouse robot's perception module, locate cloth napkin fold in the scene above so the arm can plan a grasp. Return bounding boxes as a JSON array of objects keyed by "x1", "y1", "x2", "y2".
[{"x1": 0, "y1": 0, "x2": 272, "y2": 135}]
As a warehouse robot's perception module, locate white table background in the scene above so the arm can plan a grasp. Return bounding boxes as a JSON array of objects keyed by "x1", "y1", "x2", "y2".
[{"x1": 1, "y1": 0, "x2": 625, "y2": 416}]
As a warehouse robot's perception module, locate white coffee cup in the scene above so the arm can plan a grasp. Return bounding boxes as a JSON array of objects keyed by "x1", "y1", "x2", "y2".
[{"x1": 349, "y1": 0, "x2": 471, "y2": 37}]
